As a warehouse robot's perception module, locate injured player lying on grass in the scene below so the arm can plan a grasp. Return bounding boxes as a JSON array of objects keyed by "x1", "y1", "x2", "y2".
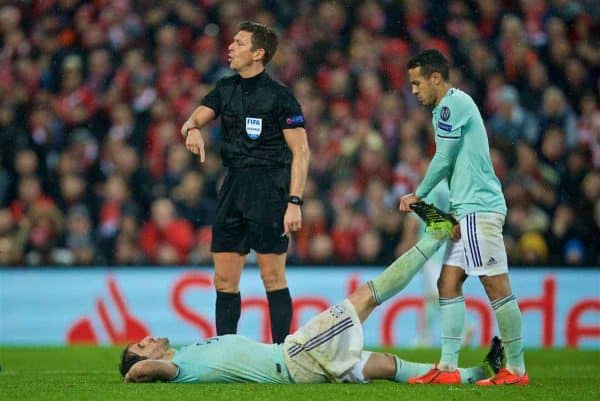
[{"x1": 119, "y1": 202, "x2": 503, "y2": 385}]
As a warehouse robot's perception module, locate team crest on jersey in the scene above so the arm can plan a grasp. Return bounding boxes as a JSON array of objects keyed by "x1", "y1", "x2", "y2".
[
  {"x1": 329, "y1": 303, "x2": 346, "y2": 318},
  {"x1": 440, "y1": 106, "x2": 451, "y2": 121},
  {"x1": 245, "y1": 117, "x2": 262, "y2": 140}
]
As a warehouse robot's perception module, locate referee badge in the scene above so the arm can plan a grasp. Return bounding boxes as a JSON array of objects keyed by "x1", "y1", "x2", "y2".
[{"x1": 245, "y1": 117, "x2": 262, "y2": 140}]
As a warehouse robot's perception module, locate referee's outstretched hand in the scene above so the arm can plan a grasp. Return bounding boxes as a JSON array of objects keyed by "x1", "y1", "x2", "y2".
[{"x1": 185, "y1": 129, "x2": 206, "y2": 162}]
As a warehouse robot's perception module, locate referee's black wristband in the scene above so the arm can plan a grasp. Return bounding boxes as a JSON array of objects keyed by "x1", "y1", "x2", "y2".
[
  {"x1": 288, "y1": 196, "x2": 304, "y2": 206},
  {"x1": 184, "y1": 126, "x2": 201, "y2": 137}
]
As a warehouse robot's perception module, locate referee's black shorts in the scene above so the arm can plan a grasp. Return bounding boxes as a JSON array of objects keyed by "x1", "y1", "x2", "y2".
[{"x1": 211, "y1": 167, "x2": 290, "y2": 254}]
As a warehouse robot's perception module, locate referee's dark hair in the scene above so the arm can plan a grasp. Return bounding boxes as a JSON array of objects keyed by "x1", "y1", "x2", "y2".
[
  {"x1": 407, "y1": 49, "x2": 450, "y2": 80},
  {"x1": 239, "y1": 21, "x2": 279, "y2": 65}
]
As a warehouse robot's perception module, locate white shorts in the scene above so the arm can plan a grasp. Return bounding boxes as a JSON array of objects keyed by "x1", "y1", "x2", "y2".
[
  {"x1": 422, "y1": 258, "x2": 442, "y2": 297},
  {"x1": 443, "y1": 212, "x2": 509, "y2": 276},
  {"x1": 283, "y1": 299, "x2": 367, "y2": 383}
]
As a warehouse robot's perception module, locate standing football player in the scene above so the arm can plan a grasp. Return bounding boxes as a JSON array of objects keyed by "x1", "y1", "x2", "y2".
[{"x1": 399, "y1": 49, "x2": 528, "y2": 385}]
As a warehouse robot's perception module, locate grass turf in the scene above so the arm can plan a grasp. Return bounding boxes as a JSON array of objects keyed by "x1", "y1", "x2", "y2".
[{"x1": 0, "y1": 346, "x2": 598, "y2": 401}]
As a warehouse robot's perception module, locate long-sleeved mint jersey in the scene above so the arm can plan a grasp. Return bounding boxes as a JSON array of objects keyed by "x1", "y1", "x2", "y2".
[
  {"x1": 415, "y1": 88, "x2": 507, "y2": 220},
  {"x1": 171, "y1": 335, "x2": 292, "y2": 383}
]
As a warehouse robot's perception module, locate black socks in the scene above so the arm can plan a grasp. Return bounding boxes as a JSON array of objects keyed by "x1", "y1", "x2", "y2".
[
  {"x1": 215, "y1": 291, "x2": 241, "y2": 335},
  {"x1": 267, "y1": 288, "x2": 292, "y2": 344},
  {"x1": 216, "y1": 288, "x2": 292, "y2": 343}
]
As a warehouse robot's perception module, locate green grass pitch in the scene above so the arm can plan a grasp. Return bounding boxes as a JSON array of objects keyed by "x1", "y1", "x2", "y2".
[{"x1": 0, "y1": 346, "x2": 598, "y2": 401}]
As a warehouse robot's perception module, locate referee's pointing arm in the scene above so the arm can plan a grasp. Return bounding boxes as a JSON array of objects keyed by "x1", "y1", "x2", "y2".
[{"x1": 181, "y1": 105, "x2": 216, "y2": 162}]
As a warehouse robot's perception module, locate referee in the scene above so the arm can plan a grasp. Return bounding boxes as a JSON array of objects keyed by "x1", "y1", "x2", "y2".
[{"x1": 181, "y1": 21, "x2": 310, "y2": 344}]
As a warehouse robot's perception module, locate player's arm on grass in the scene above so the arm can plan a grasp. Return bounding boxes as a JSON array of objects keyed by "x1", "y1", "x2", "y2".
[{"x1": 124, "y1": 360, "x2": 178, "y2": 383}]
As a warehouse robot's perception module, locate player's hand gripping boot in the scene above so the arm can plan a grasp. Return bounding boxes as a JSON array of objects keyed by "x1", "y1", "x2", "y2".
[{"x1": 410, "y1": 201, "x2": 458, "y2": 239}]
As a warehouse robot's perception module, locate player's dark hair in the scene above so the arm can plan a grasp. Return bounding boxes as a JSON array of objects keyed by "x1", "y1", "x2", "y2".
[
  {"x1": 119, "y1": 345, "x2": 148, "y2": 378},
  {"x1": 239, "y1": 21, "x2": 278, "y2": 65},
  {"x1": 407, "y1": 49, "x2": 450, "y2": 80}
]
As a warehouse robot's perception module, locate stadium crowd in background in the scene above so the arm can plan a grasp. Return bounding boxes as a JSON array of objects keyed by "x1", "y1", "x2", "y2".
[{"x1": 0, "y1": 0, "x2": 599, "y2": 267}]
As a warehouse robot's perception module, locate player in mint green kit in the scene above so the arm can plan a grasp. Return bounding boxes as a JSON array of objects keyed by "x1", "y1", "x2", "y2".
[
  {"x1": 400, "y1": 49, "x2": 528, "y2": 386},
  {"x1": 119, "y1": 213, "x2": 504, "y2": 384}
]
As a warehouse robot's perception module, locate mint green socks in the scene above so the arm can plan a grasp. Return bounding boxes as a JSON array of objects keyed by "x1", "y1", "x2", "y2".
[
  {"x1": 457, "y1": 365, "x2": 487, "y2": 384},
  {"x1": 368, "y1": 232, "x2": 448, "y2": 305},
  {"x1": 493, "y1": 294, "x2": 526, "y2": 375},
  {"x1": 438, "y1": 296, "x2": 466, "y2": 371},
  {"x1": 393, "y1": 356, "x2": 433, "y2": 382},
  {"x1": 393, "y1": 356, "x2": 487, "y2": 383}
]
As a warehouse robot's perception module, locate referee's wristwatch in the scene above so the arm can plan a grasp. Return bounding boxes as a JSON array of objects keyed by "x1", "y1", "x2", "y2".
[{"x1": 288, "y1": 195, "x2": 304, "y2": 206}]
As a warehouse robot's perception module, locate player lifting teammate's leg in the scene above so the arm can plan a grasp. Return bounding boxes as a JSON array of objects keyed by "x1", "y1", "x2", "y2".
[{"x1": 401, "y1": 49, "x2": 528, "y2": 385}]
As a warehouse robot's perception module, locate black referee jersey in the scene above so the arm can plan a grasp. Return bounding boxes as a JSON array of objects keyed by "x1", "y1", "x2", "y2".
[{"x1": 201, "y1": 70, "x2": 305, "y2": 169}]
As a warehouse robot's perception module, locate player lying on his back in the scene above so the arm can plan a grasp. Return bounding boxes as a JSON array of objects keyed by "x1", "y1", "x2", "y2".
[{"x1": 119, "y1": 203, "x2": 502, "y2": 384}]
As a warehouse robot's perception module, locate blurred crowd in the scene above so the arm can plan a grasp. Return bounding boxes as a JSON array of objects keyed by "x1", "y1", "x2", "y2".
[{"x1": 0, "y1": 0, "x2": 599, "y2": 267}]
